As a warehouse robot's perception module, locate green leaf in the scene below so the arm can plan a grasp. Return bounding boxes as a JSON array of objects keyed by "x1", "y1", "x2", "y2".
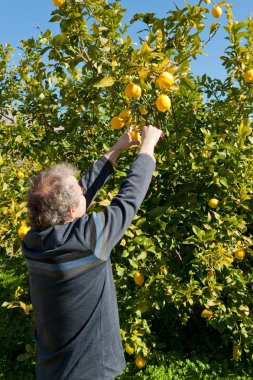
[
  {"x1": 220, "y1": 177, "x2": 228, "y2": 188},
  {"x1": 180, "y1": 77, "x2": 195, "y2": 90},
  {"x1": 122, "y1": 250, "x2": 129, "y2": 258},
  {"x1": 192, "y1": 225, "x2": 204, "y2": 241},
  {"x1": 1, "y1": 301, "x2": 9, "y2": 307},
  {"x1": 99, "y1": 199, "x2": 111, "y2": 206},
  {"x1": 210, "y1": 22, "x2": 219, "y2": 35},
  {"x1": 94, "y1": 77, "x2": 115, "y2": 87},
  {"x1": 125, "y1": 230, "x2": 135, "y2": 238},
  {"x1": 135, "y1": 218, "x2": 146, "y2": 227},
  {"x1": 149, "y1": 206, "x2": 168, "y2": 219},
  {"x1": 116, "y1": 171, "x2": 127, "y2": 178},
  {"x1": 137, "y1": 251, "x2": 147, "y2": 260},
  {"x1": 49, "y1": 15, "x2": 62, "y2": 22},
  {"x1": 128, "y1": 258, "x2": 139, "y2": 269},
  {"x1": 100, "y1": 37, "x2": 108, "y2": 45},
  {"x1": 17, "y1": 353, "x2": 30, "y2": 362}
]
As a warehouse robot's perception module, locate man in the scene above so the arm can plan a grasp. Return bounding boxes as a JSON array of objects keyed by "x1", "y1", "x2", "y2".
[{"x1": 23, "y1": 124, "x2": 162, "y2": 380}]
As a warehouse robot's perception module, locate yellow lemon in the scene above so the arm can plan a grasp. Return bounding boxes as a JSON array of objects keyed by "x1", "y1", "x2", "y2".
[
  {"x1": 204, "y1": 0, "x2": 211, "y2": 4},
  {"x1": 234, "y1": 249, "x2": 245, "y2": 260},
  {"x1": 130, "y1": 130, "x2": 141, "y2": 142},
  {"x1": 17, "y1": 171, "x2": 25, "y2": 179},
  {"x1": 111, "y1": 117, "x2": 124, "y2": 129},
  {"x1": 208, "y1": 198, "x2": 219, "y2": 209},
  {"x1": 201, "y1": 309, "x2": 213, "y2": 318},
  {"x1": 243, "y1": 69, "x2": 253, "y2": 83},
  {"x1": 157, "y1": 72, "x2": 174, "y2": 88},
  {"x1": 212, "y1": 6, "x2": 222, "y2": 18},
  {"x1": 125, "y1": 83, "x2": 142, "y2": 98},
  {"x1": 18, "y1": 225, "x2": 31, "y2": 239},
  {"x1": 53, "y1": 0, "x2": 65, "y2": 6},
  {"x1": 134, "y1": 272, "x2": 145, "y2": 286},
  {"x1": 119, "y1": 109, "x2": 132, "y2": 125},
  {"x1": 135, "y1": 355, "x2": 146, "y2": 369},
  {"x1": 156, "y1": 94, "x2": 171, "y2": 112},
  {"x1": 119, "y1": 108, "x2": 131, "y2": 120}
]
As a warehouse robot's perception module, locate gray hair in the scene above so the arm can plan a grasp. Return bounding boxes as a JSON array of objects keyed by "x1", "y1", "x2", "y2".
[{"x1": 27, "y1": 163, "x2": 79, "y2": 230}]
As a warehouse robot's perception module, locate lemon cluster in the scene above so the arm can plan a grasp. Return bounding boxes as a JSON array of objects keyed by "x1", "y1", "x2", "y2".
[
  {"x1": 111, "y1": 108, "x2": 132, "y2": 129},
  {"x1": 110, "y1": 70, "x2": 176, "y2": 130}
]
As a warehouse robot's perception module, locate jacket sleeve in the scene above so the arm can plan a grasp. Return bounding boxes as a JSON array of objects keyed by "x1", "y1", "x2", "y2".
[
  {"x1": 87, "y1": 153, "x2": 156, "y2": 261},
  {"x1": 79, "y1": 156, "x2": 114, "y2": 209}
]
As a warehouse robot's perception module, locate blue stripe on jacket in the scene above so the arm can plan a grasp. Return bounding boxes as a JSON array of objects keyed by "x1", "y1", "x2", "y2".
[{"x1": 26, "y1": 213, "x2": 105, "y2": 274}]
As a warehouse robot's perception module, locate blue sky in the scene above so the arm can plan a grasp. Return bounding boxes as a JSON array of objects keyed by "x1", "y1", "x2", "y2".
[{"x1": 0, "y1": 0, "x2": 252, "y2": 79}]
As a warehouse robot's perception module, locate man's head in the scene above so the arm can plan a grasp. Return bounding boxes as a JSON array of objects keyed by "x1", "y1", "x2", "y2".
[{"x1": 27, "y1": 163, "x2": 86, "y2": 230}]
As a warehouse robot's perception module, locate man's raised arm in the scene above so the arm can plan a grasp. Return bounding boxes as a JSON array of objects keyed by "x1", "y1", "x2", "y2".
[{"x1": 79, "y1": 130, "x2": 141, "y2": 208}]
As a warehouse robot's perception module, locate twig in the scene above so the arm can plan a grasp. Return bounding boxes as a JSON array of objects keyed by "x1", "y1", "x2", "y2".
[{"x1": 0, "y1": 111, "x2": 14, "y2": 123}]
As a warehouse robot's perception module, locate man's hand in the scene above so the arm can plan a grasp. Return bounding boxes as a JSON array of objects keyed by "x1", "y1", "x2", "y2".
[
  {"x1": 104, "y1": 129, "x2": 141, "y2": 165},
  {"x1": 113, "y1": 128, "x2": 141, "y2": 152},
  {"x1": 139, "y1": 125, "x2": 163, "y2": 157},
  {"x1": 104, "y1": 125, "x2": 162, "y2": 165}
]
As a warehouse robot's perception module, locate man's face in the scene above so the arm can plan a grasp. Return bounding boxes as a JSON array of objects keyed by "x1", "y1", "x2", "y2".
[{"x1": 67, "y1": 175, "x2": 87, "y2": 219}]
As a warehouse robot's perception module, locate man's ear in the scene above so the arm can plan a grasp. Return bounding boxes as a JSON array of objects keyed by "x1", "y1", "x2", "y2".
[{"x1": 69, "y1": 208, "x2": 76, "y2": 220}]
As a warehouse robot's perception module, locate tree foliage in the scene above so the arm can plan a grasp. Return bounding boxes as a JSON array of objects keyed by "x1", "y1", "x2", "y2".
[{"x1": 0, "y1": 0, "x2": 253, "y2": 376}]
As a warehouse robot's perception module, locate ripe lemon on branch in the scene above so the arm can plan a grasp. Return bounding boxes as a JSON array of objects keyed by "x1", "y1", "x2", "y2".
[
  {"x1": 157, "y1": 72, "x2": 175, "y2": 88},
  {"x1": 243, "y1": 69, "x2": 253, "y2": 83},
  {"x1": 111, "y1": 117, "x2": 124, "y2": 129},
  {"x1": 125, "y1": 82, "x2": 142, "y2": 98},
  {"x1": 119, "y1": 108, "x2": 132, "y2": 125},
  {"x1": 212, "y1": 5, "x2": 222, "y2": 18},
  {"x1": 208, "y1": 198, "x2": 219, "y2": 208},
  {"x1": 156, "y1": 94, "x2": 171, "y2": 112},
  {"x1": 134, "y1": 272, "x2": 145, "y2": 286},
  {"x1": 18, "y1": 225, "x2": 31, "y2": 239},
  {"x1": 130, "y1": 129, "x2": 141, "y2": 142},
  {"x1": 234, "y1": 249, "x2": 245, "y2": 260},
  {"x1": 119, "y1": 108, "x2": 131, "y2": 120},
  {"x1": 17, "y1": 171, "x2": 25, "y2": 179},
  {"x1": 53, "y1": 0, "x2": 65, "y2": 7},
  {"x1": 135, "y1": 355, "x2": 146, "y2": 369}
]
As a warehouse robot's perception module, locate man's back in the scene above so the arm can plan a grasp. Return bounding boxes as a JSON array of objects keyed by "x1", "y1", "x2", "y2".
[
  {"x1": 23, "y1": 126, "x2": 161, "y2": 379},
  {"x1": 23, "y1": 218, "x2": 125, "y2": 380}
]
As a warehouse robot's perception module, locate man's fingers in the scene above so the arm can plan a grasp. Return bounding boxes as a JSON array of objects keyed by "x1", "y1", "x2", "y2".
[{"x1": 130, "y1": 140, "x2": 141, "y2": 146}]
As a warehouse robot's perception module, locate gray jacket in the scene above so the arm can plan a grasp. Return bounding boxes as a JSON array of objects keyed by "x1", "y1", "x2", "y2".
[{"x1": 23, "y1": 153, "x2": 155, "y2": 380}]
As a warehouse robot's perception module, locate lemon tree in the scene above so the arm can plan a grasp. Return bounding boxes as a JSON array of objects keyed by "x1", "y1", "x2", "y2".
[{"x1": 0, "y1": 0, "x2": 253, "y2": 376}]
